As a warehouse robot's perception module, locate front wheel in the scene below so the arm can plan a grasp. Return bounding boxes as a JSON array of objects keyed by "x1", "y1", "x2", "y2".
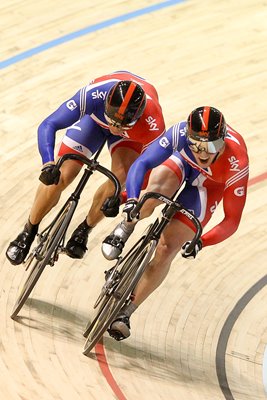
[
  {"x1": 83, "y1": 238, "x2": 157, "y2": 355},
  {"x1": 10, "y1": 201, "x2": 76, "y2": 319}
]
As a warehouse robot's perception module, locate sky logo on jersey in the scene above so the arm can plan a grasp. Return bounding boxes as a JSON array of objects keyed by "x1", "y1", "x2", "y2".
[
  {"x1": 146, "y1": 116, "x2": 159, "y2": 131},
  {"x1": 92, "y1": 90, "x2": 107, "y2": 100},
  {"x1": 228, "y1": 156, "x2": 240, "y2": 172},
  {"x1": 159, "y1": 136, "x2": 170, "y2": 148},
  {"x1": 66, "y1": 100, "x2": 77, "y2": 111},
  {"x1": 180, "y1": 126, "x2": 187, "y2": 136}
]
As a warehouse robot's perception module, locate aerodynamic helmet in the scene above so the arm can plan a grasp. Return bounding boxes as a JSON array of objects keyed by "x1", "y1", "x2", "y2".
[
  {"x1": 186, "y1": 106, "x2": 226, "y2": 153},
  {"x1": 104, "y1": 80, "x2": 146, "y2": 128}
]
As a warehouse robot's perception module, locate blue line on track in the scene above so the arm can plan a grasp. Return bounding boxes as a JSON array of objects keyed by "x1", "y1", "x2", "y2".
[{"x1": 0, "y1": 0, "x2": 184, "y2": 69}]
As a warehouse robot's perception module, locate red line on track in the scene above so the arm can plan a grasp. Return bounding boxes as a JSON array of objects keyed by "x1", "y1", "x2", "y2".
[
  {"x1": 95, "y1": 170, "x2": 267, "y2": 400},
  {"x1": 248, "y1": 171, "x2": 267, "y2": 186},
  {"x1": 95, "y1": 341, "x2": 127, "y2": 400}
]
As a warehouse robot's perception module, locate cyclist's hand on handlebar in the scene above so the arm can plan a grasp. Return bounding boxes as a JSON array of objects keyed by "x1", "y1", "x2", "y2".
[
  {"x1": 39, "y1": 164, "x2": 61, "y2": 185},
  {"x1": 181, "y1": 239, "x2": 202, "y2": 259},
  {"x1": 101, "y1": 196, "x2": 121, "y2": 217},
  {"x1": 122, "y1": 199, "x2": 139, "y2": 223}
]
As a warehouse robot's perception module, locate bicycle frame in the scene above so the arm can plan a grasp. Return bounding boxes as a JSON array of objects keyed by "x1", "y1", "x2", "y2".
[
  {"x1": 11, "y1": 143, "x2": 121, "y2": 319},
  {"x1": 37, "y1": 142, "x2": 121, "y2": 252},
  {"x1": 132, "y1": 191, "x2": 202, "y2": 251},
  {"x1": 82, "y1": 190, "x2": 202, "y2": 354}
]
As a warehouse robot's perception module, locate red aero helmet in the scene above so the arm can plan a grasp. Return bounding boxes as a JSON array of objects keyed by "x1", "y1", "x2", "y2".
[
  {"x1": 187, "y1": 106, "x2": 226, "y2": 142},
  {"x1": 105, "y1": 80, "x2": 146, "y2": 127}
]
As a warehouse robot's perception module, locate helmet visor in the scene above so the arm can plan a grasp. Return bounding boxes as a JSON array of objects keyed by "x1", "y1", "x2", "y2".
[
  {"x1": 187, "y1": 137, "x2": 225, "y2": 154},
  {"x1": 104, "y1": 113, "x2": 136, "y2": 130}
]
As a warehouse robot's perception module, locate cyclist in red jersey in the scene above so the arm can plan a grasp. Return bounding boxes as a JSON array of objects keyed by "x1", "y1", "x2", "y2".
[
  {"x1": 102, "y1": 106, "x2": 249, "y2": 341},
  {"x1": 6, "y1": 71, "x2": 165, "y2": 265}
]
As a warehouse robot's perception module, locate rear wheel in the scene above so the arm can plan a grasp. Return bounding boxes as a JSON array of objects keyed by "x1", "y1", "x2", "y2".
[
  {"x1": 10, "y1": 201, "x2": 76, "y2": 319},
  {"x1": 83, "y1": 237, "x2": 157, "y2": 355}
]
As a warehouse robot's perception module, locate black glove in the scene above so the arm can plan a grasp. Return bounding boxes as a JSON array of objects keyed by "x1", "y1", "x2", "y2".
[
  {"x1": 181, "y1": 239, "x2": 202, "y2": 259},
  {"x1": 122, "y1": 199, "x2": 139, "y2": 223},
  {"x1": 101, "y1": 196, "x2": 121, "y2": 217},
  {"x1": 39, "y1": 164, "x2": 61, "y2": 186}
]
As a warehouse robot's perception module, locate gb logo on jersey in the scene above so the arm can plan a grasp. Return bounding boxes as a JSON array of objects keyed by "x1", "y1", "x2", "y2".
[
  {"x1": 66, "y1": 100, "x2": 77, "y2": 111},
  {"x1": 234, "y1": 186, "x2": 245, "y2": 196},
  {"x1": 159, "y1": 136, "x2": 170, "y2": 148}
]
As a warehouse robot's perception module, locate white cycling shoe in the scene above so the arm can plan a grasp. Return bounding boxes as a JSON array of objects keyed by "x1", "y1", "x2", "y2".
[{"x1": 102, "y1": 222, "x2": 134, "y2": 260}]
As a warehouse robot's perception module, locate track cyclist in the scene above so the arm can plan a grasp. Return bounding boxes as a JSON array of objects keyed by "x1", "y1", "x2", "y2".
[
  {"x1": 102, "y1": 106, "x2": 249, "y2": 341},
  {"x1": 6, "y1": 71, "x2": 165, "y2": 265}
]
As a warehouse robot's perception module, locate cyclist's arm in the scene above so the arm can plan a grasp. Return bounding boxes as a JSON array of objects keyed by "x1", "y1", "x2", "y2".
[
  {"x1": 37, "y1": 90, "x2": 86, "y2": 164},
  {"x1": 201, "y1": 169, "x2": 249, "y2": 247},
  {"x1": 126, "y1": 130, "x2": 174, "y2": 199}
]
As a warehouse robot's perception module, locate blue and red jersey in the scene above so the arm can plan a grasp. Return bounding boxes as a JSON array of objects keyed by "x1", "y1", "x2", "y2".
[
  {"x1": 125, "y1": 121, "x2": 249, "y2": 247},
  {"x1": 37, "y1": 71, "x2": 165, "y2": 164}
]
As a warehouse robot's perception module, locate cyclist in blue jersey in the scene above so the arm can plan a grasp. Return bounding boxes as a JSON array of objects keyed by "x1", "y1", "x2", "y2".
[
  {"x1": 6, "y1": 71, "x2": 165, "y2": 265},
  {"x1": 102, "y1": 106, "x2": 249, "y2": 341}
]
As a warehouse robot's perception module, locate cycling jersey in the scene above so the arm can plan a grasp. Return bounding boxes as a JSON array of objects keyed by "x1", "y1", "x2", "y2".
[
  {"x1": 125, "y1": 120, "x2": 249, "y2": 247},
  {"x1": 37, "y1": 71, "x2": 165, "y2": 164}
]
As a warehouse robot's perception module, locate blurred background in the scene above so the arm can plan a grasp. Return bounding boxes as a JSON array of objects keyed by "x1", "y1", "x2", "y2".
[{"x1": 1, "y1": 1, "x2": 267, "y2": 399}]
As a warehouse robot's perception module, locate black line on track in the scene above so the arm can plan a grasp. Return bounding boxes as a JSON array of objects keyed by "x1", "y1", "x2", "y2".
[{"x1": 216, "y1": 274, "x2": 267, "y2": 399}]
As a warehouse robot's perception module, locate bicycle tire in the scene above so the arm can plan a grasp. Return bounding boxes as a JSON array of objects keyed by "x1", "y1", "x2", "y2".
[
  {"x1": 82, "y1": 248, "x2": 141, "y2": 348},
  {"x1": 83, "y1": 237, "x2": 157, "y2": 355},
  {"x1": 10, "y1": 201, "x2": 76, "y2": 319},
  {"x1": 83, "y1": 231, "x2": 150, "y2": 339},
  {"x1": 82, "y1": 222, "x2": 157, "y2": 339}
]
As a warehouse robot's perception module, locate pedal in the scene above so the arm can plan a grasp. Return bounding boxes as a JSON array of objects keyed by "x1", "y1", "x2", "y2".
[{"x1": 107, "y1": 329, "x2": 123, "y2": 341}]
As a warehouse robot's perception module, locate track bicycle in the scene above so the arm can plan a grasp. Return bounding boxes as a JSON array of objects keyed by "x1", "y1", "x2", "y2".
[
  {"x1": 11, "y1": 144, "x2": 121, "y2": 319},
  {"x1": 82, "y1": 191, "x2": 202, "y2": 355}
]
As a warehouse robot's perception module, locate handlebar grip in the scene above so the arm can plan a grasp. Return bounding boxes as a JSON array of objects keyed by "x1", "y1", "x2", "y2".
[
  {"x1": 132, "y1": 191, "x2": 202, "y2": 248},
  {"x1": 56, "y1": 153, "x2": 121, "y2": 199},
  {"x1": 131, "y1": 192, "x2": 163, "y2": 217},
  {"x1": 56, "y1": 153, "x2": 89, "y2": 169},
  {"x1": 184, "y1": 236, "x2": 201, "y2": 255}
]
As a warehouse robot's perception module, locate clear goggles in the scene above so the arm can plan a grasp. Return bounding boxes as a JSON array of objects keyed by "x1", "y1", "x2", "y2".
[
  {"x1": 104, "y1": 113, "x2": 137, "y2": 130},
  {"x1": 187, "y1": 137, "x2": 225, "y2": 154}
]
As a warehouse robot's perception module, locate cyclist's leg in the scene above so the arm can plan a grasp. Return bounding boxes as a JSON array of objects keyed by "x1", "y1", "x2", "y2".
[
  {"x1": 139, "y1": 153, "x2": 187, "y2": 218},
  {"x1": 107, "y1": 157, "x2": 187, "y2": 335},
  {"x1": 29, "y1": 160, "x2": 82, "y2": 225},
  {"x1": 64, "y1": 123, "x2": 142, "y2": 258},
  {"x1": 58, "y1": 117, "x2": 110, "y2": 258},
  {"x1": 131, "y1": 219, "x2": 195, "y2": 307},
  {"x1": 97, "y1": 141, "x2": 143, "y2": 260},
  {"x1": 102, "y1": 151, "x2": 186, "y2": 260},
  {"x1": 31, "y1": 115, "x2": 107, "y2": 225},
  {"x1": 67, "y1": 138, "x2": 141, "y2": 258},
  {"x1": 6, "y1": 116, "x2": 94, "y2": 265},
  {"x1": 109, "y1": 158, "x2": 214, "y2": 335},
  {"x1": 108, "y1": 219, "x2": 194, "y2": 340},
  {"x1": 6, "y1": 157, "x2": 81, "y2": 265},
  {"x1": 125, "y1": 176, "x2": 225, "y2": 309}
]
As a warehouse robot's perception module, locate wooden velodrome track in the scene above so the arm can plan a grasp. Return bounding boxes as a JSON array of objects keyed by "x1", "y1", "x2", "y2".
[{"x1": 1, "y1": 1, "x2": 267, "y2": 399}]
